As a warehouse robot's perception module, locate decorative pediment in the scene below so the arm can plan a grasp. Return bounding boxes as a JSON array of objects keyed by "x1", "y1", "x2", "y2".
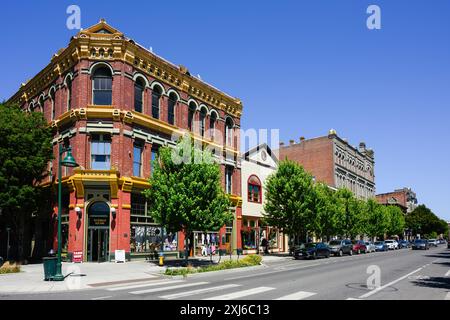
[{"x1": 78, "y1": 19, "x2": 123, "y2": 38}]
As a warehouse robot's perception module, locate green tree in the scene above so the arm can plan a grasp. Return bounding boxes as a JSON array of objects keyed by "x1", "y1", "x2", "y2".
[
  {"x1": 142, "y1": 136, "x2": 232, "y2": 264},
  {"x1": 334, "y1": 188, "x2": 363, "y2": 239},
  {"x1": 0, "y1": 103, "x2": 53, "y2": 261},
  {"x1": 310, "y1": 182, "x2": 337, "y2": 241},
  {"x1": 406, "y1": 205, "x2": 443, "y2": 237},
  {"x1": 263, "y1": 160, "x2": 315, "y2": 244},
  {"x1": 364, "y1": 199, "x2": 388, "y2": 240},
  {"x1": 385, "y1": 205, "x2": 405, "y2": 237}
]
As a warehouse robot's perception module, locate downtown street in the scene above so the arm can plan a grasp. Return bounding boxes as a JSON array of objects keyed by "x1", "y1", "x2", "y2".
[{"x1": 2, "y1": 245, "x2": 449, "y2": 301}]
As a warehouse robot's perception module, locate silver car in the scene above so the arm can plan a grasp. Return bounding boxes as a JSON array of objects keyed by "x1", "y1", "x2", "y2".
[{"x1": 364, "y1": 241, "x2": 376, "y2": 253}]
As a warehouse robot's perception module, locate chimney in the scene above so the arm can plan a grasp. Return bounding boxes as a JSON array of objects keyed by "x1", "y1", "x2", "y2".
[
  {"x1": 299, "y1": 136, "x2": 305, "y2": 142},
  {"x1": 279, "y1": 142, "x2": 285, "y2": 147},
  {"x1": 289, "y1": 139, "x2": 295, "y2": 145}
]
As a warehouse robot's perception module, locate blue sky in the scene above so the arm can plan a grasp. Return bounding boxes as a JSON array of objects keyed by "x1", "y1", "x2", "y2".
[{"x1": 1, "y1": 1, "x2": 449, "y2": 220}]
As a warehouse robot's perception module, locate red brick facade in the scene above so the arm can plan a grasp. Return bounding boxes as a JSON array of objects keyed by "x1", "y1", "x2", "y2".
[{"x1": 9, "y1": 21, "x2": 243, "y2": 261}]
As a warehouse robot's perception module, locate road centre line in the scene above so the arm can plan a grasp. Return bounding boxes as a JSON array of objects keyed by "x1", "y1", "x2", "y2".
[{"x1": 359, "y1": 267, "x2": 423, "y2": 299}]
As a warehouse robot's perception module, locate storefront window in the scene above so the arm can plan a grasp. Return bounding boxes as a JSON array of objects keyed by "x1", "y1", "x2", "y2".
[
  {"x1": 130, "y1": 225, "x2": 177, "y2": 253},
  {"x1": 268, "y1": 228, "x2": 279, "y2": 249},
  {"x1": 241, "y1": 230, "x2": 256, "y2": 250}
]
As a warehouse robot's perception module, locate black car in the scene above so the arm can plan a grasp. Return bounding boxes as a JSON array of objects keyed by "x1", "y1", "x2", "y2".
[
  {"x1": 411, "y1": 239, "x2": 429, "y2": 250},
  {"x1": 328, "y1": 239, "x2": 353, "y2": 256},
  {"x1": 294, "y1": 242, "x2": 330, "y2": 259}
]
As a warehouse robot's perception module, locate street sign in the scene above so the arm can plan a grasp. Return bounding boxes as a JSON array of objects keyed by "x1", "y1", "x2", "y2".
[{"x1": 73, "y1": 251, "x2": 83, "y2": 263}]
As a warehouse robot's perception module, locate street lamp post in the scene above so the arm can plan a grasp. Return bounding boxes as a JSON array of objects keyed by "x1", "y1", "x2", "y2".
[{"x1": 53, "y1": 145, "x2": 78, "y2": 281}]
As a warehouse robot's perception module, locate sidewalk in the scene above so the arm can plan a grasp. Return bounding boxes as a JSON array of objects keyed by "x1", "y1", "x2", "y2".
[{"x1": 0, "y1": 254, "x2": 289, "y2": 294}]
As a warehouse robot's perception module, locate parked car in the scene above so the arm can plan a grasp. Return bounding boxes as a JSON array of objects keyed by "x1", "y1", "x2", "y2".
[
  {"x1": 384, "y1": 239, "x2": 398, "y2": 250},
  {"x1": 398, "y1": 240, "x2": 411, "y2": 249},
  {"x1": 412, "y1": 239, "x2": 429, "y2": 250},
  {"x1": 374, "y1": 241, "x2": 388, "y2": 251},
  {"x1": 428, "y1": 239, "x2": 438, "y2": 247},
  {"x1": 294, "y1": 242, "x2": 330, "y2": 260},
  {"x1": 351, "y1": 240, "x2": 367, "y2": 254},
  {"x1": 365, "y1": 241, "x2": 376, "y2": 253},
  {"x1": 438, "y1": 239, "x2": 446, "y2": 244},
  {"x1": 328, "y1": 239, "x2": 353, "y2": 256}
]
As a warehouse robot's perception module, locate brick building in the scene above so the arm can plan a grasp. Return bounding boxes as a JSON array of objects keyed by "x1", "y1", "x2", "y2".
[
  {"x1": 278, "y1": 130, "x2": 375, "y2": 199},
  {"x1": 376, "y1": 188, "x2": 418, "y2": 214},
  {"x1": 7, "y1": 20, "x2": 243, "y2": 262}
]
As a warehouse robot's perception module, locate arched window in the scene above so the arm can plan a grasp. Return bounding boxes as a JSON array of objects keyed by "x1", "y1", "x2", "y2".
[
  {"x1": 151, "y1": 85, "x2": 162, "y2": 119},
  {"x1": 49, "y1": 89, "x2": 55, "y2": 120},
  {"x1": 199, "y1": 107, "x2": 207, "y2": 137},
  {"x1": 92, "y1": 67, "x2": 113, "y2": 105},
  {"x1": 225, "y1": 117, "x2": 234, "y2": 147},
  {"x1": 248, "y1": 175, "x2": 262, "y2": 203},
  {"x1": 134, "y1": 78, "x2": 145, "y2": 113},
  {"x1": 209, "y1": 111, "x2": 217, "y2": 139},
  {"x1": 66, "y1": 77, "x2": 72, "y2": 111},
  {"x1": 38, "y1": 96, "x2": 45, "y2": 114},
  {"x1": 168, "y1": 92, "x2": 177, "y2": 125},
  {"x1": 88, "y1": 201, "x2": 110, "y2": 216},
  {"x1": 188, "y1": 102, "x2": 196, "y2": 131}
]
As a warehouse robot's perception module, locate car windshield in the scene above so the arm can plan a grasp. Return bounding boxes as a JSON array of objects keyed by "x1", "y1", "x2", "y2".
[
  {"x1": 329, "y1": 241, "x2": 341, "y2": 245},
  {"x1": 414, "y1": 239, "x2": 425, "y2": 243},
  {"x1": 365, "y1": 242, "x2": 371, "y2": 245},
  {"x1": 385, "y1": 240, "x2": 393, "y2": 243},
  {"x1": 374, "y1": 241, "x2": 383, "y2": 245}
]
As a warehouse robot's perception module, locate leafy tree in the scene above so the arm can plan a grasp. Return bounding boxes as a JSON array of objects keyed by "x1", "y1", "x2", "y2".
[
  {"x1": 142, "y1": 136, "x2": 233, "y2": 264},
  {"x1": 406, "y1": 205, "x2": 444, "y2": 237},
  {"x1": 263, "y1": 160, "x2": 315, "y2": 244},
  {"x1": 385, "y1": 205, "x2": 405, "y2": 237},
  {"x1": 310, "y1": 182, "x2": 337, "y2": 241},
  {"x1": 364, "y1": 198, "x2": 388, "y2": 240},
  {"x1": 333, "y1": 188, "x2": 364, "y2": 239},
  {"x1": 0, "y1": 103, "x2": 53, "y2": 261}
]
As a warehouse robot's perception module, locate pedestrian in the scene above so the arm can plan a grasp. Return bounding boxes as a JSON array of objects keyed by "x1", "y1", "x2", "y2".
[{"x1": 261, "y1": 238, "x2": 269, "y2": 254}]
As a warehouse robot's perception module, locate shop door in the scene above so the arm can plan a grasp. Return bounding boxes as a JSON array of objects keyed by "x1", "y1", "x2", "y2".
[{"x1": 88, "y1": 229, "x2": 109, "y2": 262}]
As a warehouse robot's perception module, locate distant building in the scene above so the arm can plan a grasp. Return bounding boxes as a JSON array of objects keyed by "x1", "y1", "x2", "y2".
[
  {"x1": 376, "y1": 188, "x2": 418, "y2": 214},
  {"x1": 241, "y1": 144, "x2": 288, "y2": 254},
  {"x1": 278, "y1": 130, "x2": 375, "y2": 199}
]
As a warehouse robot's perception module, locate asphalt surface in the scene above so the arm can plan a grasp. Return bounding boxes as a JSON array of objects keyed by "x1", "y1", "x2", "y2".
[{"x1": 2, "y1": 245, "x2": 449, "y2": 300}]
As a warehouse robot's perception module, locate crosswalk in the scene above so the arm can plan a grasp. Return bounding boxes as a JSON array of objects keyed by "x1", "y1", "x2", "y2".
[{"x1": 100, "y1": 279, "x2": 318, "y2": 300}]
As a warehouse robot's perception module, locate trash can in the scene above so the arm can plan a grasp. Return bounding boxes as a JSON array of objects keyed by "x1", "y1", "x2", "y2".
[{"x1": 43, "y1": 257, "x2": 57, "y2": 281}]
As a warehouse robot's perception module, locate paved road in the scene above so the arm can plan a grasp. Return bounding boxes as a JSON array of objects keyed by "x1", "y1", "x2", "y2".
[{"x1": 2, "y1": 245, "x2": 449, "y2": 300}]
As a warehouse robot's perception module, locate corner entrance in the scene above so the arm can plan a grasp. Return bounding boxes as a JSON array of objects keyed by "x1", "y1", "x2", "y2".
[{"x1": 87, "y1": 201, "x2": 110, "y2": 262}]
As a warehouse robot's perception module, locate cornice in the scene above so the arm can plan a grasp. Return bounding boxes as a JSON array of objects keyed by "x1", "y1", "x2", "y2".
[{"x1": 8, "y1": 20, "x2": 242, "y2": 118}]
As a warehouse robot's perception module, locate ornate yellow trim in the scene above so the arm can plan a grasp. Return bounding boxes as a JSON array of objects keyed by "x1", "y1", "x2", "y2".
[
  {"x1": 122, "y1": 204, "x2": 131, "y2": 209},
  {"x1": 228, "y1": 194, "x2": 243, "y2": 207},
  {"x1": 9, "y1": 20, "x2": 242, "y2": 118},
  {"x1": 54, "y1": 106, "x2": 239, "y2": 155}
]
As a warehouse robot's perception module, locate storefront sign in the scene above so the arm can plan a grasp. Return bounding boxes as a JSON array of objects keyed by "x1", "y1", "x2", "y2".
[
  {"x1": 73, "y1": 251, "x2": 83, "y2": 263},
  {"x1": 89, "y1": 216, "x2": 109, "y2": 227}
]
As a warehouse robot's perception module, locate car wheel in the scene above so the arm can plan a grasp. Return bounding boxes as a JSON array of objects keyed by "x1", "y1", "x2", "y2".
[
  {"x1": 349, "y1": 250, "x2": 353, "y2": 256},
  {"x1": 312, "y1": 252, "x2": 317, "y2": 260},
  {"x1": 357, "y1": 249, "x2": 361, "y2": 254},
  {"x1": 339, "y1": 250, "x2": 343, "y2": 257},
  {"x1": 326, "y1": 252, "x2": 330, "y2": 258}
]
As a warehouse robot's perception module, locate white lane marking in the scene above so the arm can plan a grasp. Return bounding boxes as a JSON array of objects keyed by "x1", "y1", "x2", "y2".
[
  {"x1": 107, "y1": 280, "x2": 183, "y2": 291},
  {"x1": 91, "y1": 296, "x2": 112, "y2": 300},
  {"x1": 445, "y1": 270, "x2": 450, "y2": 277},
  {"x1": 274, "y1": 291, "x2": 316, "y2": 300},
  {"x1": 160, "y1": 284, "x2": 241, "y2": 300},
  {"x1": 225, "y1": 263, "x2": 321, "y2": 281},
  {"x1": 203, "y1": 287, "x2": 275, "y2": 300},
  {"x1": 346, "y1": 298, "x2": 362, "y2": 300},
  {"x1": 445, "y1": 292, "x2": 450, "y2": 300},
  {"x1": 130, "y1": 282, "x2": 209, "y2": 295},
  {"x1": 359, "y1": 267, "x2": 422, "y2": 299}
]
